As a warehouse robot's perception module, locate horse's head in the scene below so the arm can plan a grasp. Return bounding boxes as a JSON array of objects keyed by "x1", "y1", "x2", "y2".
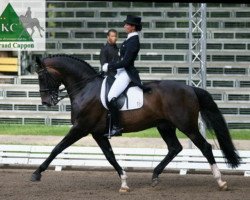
[
  {"x1": 35, "y1": 55, "x2": 100, "y2": 106},
  {"x1": 35, "y1": 57, "x2": 62, "y2": 107}
]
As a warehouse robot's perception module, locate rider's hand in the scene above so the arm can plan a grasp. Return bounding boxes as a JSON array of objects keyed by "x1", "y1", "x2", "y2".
[{"x1": 102, "y1": 63, "x2": 108, "y2": 72}]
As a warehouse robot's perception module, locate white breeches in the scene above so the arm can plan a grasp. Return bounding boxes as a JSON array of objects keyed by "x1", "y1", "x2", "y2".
[{"x1": 108, "y1": 69, "x2": 131, "y2": 102}]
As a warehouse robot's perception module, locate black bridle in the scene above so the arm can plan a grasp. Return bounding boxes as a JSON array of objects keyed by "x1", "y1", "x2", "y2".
[
  {"x1": 37, "y1": 67, "x2": 63, "y2": 105},
  {"x1": 37, "y1": 66, "x2": 104, "y2": 105}
]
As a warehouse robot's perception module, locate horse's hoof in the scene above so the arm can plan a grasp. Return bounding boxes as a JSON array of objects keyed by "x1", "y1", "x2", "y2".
[
  {"x1": 152, "y1": 178, "x2": 159, "y2": 187},
  {"x1": 119, "y1": 186, "x2": 130, "y2": 193},
  {"x1": 31, "y1": 173, "x2": 42, "y2": 182},
  {"x1": 219, "y1": 181, "x2": 228, "y2": 191}
]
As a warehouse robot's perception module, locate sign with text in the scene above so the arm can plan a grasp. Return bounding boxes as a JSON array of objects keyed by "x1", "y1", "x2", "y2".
[{"x1": 0, "y1": 0, "x2": 45, "y2": 51}]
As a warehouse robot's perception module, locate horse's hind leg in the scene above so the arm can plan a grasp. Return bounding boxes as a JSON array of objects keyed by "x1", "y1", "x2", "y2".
[
  {"x1": 37, "y1": 26, "x2": 43, "y2": 37},
  {"x1": 31, "y1": 125, "x2": 85, "y2": 181},
  {"x1": 152, "y1": 123, "x2": 183, "y2": 187},
  {"x1": 186, "y1": 130, "x2": 227, "y2": 190}
]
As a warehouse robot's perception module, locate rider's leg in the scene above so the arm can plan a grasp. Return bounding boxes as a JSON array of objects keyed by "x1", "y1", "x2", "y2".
[
  {"x1": 106, "y1": 70, "x2": 130, "y2": 137},
  {"x1": 107, "y1": 70, "x2": 131, "y2": 102},
  {"x1": 106, "y1": 97, "x2": 123, "y2": 136}
]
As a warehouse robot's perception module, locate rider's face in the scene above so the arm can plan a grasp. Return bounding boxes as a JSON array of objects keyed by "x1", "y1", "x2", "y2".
[
  {"x1": 107, "y1": 32, "x2": 117, "y2": 45},
  {"x1": 124, "y1": 23, "x2": 136, "y2": 34}
]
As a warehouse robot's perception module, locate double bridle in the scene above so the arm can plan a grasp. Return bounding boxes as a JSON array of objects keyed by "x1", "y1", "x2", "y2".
[
  {"x1": 37, "y1": 67, "x2": 104, "y2": 105},
  {"x1": 37, "y1": 67, "x2": 63, "y2": 105}
]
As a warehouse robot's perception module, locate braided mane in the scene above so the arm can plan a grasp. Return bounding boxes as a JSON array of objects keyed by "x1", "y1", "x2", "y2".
[{"x1": 46, "y1": 54, "x2": 98, "y2": 74}]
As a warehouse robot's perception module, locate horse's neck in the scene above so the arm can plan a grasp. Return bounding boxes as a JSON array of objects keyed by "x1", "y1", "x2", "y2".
[
  {"x1": 66, "y1": 76, "x2": 102, "y2": 103},
  {"x1": 48, "y1": 57, "x2": 99, "y2": 99},
  {"x1": 52, "y1": 59, "x2": 92, "y2": 82},
  {"x1": 60, "y1": 68, "x2": 101, "y2": 98}
]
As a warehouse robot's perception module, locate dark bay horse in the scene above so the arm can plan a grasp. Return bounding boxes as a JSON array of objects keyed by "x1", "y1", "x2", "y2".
[{"x1": 32, "y1": 55, "x2": 241, "y2": 192}]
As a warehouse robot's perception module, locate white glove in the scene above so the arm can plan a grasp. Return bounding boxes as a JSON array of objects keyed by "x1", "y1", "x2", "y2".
[{"x1": 102, "y1": 63, "x2": 108, "y2": 72}]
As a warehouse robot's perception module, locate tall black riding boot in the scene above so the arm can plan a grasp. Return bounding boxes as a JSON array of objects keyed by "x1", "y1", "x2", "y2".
[{"x1": 106, "y1": 97, "x2": 123, "y2": 137}]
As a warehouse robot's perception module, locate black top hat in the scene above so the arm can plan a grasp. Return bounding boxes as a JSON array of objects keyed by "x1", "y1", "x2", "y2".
[{"x1": 124, "y1": 15, "x2": 142, "y2": 30}]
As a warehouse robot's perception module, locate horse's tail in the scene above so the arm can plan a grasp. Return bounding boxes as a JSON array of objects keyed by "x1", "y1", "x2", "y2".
[{"x1": 192, "y1": 87, "x2": 241, "y2": 168}]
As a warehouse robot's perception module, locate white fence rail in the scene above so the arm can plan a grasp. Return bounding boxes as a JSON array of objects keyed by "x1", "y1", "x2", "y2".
[{"x1": 0, "y1": 145, "x2": 249, "y2": 176}]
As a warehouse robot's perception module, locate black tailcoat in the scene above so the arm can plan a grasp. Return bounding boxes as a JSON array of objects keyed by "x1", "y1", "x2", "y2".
[{"x1": 108, "y1": 35, "x2": 147, "y2": 90}]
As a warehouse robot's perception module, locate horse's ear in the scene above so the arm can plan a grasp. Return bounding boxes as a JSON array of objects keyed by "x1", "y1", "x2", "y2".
[
  {"x1": 36, "y1": 56, "x2": 42, "y2": 66},
  {"x1": 36, "y1": 56, "x2": 45, "y2": 70},
  {"x1": 35, "y1": 56, "x2": 45, "y2": 73},
  {"x1": 26, "y1": 63, "x2": 32, "y2": 73}
]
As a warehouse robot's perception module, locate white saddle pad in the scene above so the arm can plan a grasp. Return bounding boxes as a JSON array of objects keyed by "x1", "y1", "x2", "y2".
[{"x1": 100, "y1": 77, "x2": 143, "y2": 111}]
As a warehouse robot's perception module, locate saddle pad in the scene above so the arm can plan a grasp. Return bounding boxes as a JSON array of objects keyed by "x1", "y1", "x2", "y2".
[{"x1": 100, "y1": 77, "x2": 143, "y2": 111}]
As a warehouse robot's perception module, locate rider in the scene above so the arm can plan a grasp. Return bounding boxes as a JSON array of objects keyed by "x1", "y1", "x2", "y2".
[
  {"x1": 102, "y1": 15, "x2": 150, "y2": 138},
  {"x1": 25, "y1": 7, "x2": 32, "y2": 20}
]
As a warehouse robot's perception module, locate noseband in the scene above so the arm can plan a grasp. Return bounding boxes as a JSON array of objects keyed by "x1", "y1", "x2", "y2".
[{"x1": 37, "y1": 67, "x2": 62, "y2": 105}]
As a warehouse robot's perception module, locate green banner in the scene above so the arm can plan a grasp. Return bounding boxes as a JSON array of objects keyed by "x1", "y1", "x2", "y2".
[{"x1": 0, "y1": 3, "x2": 33, "y2": 42}]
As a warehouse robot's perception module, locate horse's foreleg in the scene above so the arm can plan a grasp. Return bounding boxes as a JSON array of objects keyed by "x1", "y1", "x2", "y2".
[
  {"x1": 31, "y1": 28, "x2": 34, "y2": 37},
  {"x1": 152, "y1": 124, "x2": 182, "y2": 187},
  {"x1": 31, "y1": 125, "x2": 84, "y2": 181},
  {"x1": 93, "y1": 135, "x2": 129, "y2": 193}
]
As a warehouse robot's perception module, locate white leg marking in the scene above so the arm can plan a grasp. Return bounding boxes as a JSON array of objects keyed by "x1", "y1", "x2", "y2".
[
  {"x1": 119, "y1": 170, "x2": 130, "y2": 193},
  {"x1": 211, "y1": 164, "x2": 228, "y2": 190}
]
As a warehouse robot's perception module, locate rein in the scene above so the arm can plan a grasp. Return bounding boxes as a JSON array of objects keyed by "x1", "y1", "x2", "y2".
[
  {"x1": 38, "y1": 67, "x2": 103, "y2": 104},
  {"x1": 58, "y1": 73, "x2": 101, "y2": 101}
]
